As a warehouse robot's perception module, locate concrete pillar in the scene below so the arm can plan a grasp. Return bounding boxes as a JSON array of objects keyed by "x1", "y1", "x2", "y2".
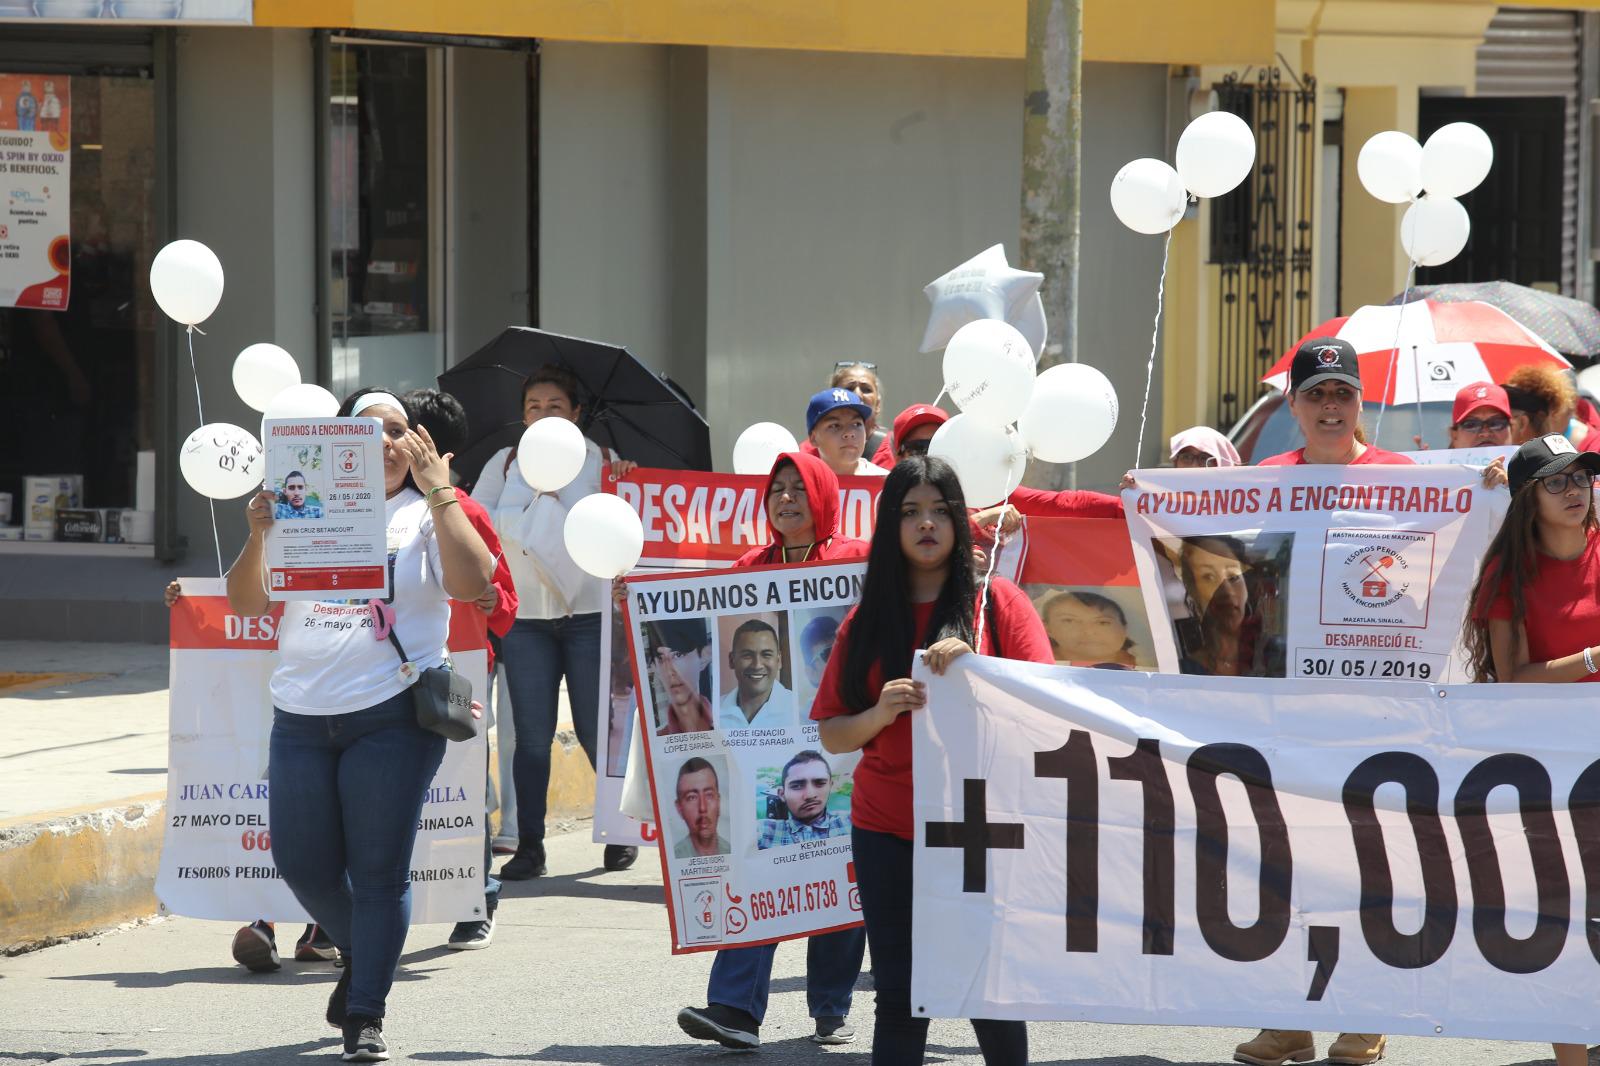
[{"x1": 1339, "y1": 85, "x2": 1418, "y2": 312}]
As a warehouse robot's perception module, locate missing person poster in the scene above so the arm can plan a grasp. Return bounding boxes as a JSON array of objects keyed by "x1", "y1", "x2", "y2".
[
  {"x1": 0, "y1": 73, "x2": 70, "y2": 310},
  {"x1": 994, "y1": 517, "x2": 1154, "y2": 670},
  {"x1": 625, "y1": 560, "x2": 867, "y2": 952},
  {"x1": 912, "y1": 653, "x2": 1600, "y2": 1043},
  {"x1": 592, "y1": 570, "x2": 665, "y2": 849},
  {"x1": 156, "y1": 579, "x2": 489, "y2": 924},
  {"x1": 1122, "y1": 465, "x2": 1500, "y2": 683},
  {"x1": 263, "y1": 417, "x2": 388, "y2": 600},
  {"x1": 610, "y1": 468, "x2": 885, "y2": 569}
]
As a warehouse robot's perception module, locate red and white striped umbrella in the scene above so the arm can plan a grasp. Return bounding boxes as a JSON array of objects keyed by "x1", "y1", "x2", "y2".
[{"x1": 1261, "y1": 299, "x2": 1570, "y2": 405}]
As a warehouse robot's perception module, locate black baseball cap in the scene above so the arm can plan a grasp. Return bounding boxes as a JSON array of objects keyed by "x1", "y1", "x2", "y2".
[
  {"x1": 1289, "y1": 336, "x2": 1362, "y2": 392},
  {"x1": 1507, "y1": 433, "x2": 1600, "y2": 496}
]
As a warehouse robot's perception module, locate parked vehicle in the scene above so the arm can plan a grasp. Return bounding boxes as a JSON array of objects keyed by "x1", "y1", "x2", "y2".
[{"x1": 1228, "y1": 391, "x2": 1454, "y2": 464}]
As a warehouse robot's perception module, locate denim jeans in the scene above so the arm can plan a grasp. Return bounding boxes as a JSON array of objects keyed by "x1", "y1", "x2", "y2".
[
  {"x1": 500, "y1": 613, "x2": 600, "y2": 845},
  {"x1": 707, "y1": 925, "x2": 866, "y2": 1024},
  {"x1": 269, "y1": 692, "x2": 446, "y2": 1019},
  {"x1": 853, "y1": 826, "x2": 1027, "y2": 1066}
]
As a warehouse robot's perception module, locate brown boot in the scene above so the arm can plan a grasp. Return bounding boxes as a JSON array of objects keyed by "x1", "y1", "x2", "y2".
[
  {"x1": 1327, "y1": 1032, "x2": 1386, "y2": 1065},
  {"x1": 1233, "y1": 1030, "x2": 1315, "y2": 1066}
]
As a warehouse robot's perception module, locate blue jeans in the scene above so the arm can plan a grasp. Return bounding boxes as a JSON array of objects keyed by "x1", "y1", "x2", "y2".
[
  {"x1": 707, "y1": 926, "x2": 866, "y2": 1024},
  {"x1": 269, "y1": 692, "x2": 446, "y2": 1019},
  {"x1": 853, "y1": 826, "x2": 1027, "y2": 1066},
  {"x1": 500, "y1": 614, "x2": 600, "y2": 845}
]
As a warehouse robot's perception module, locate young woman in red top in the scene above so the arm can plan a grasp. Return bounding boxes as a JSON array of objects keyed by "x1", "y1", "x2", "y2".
[
  {"x1": 1465, "y1": 434, "x2": 1600, "y2": 1066},
  {"x1": 811, "y1": 455, "x2": 1053, "y2": 1066}
]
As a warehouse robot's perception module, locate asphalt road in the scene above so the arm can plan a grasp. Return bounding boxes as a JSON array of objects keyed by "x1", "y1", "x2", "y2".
[{"x1": 0, "y1": 824, "x2": 1576, "y2": 1066}]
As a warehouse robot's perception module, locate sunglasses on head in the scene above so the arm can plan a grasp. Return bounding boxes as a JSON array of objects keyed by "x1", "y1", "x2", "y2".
[
  {"x1": 1539, "y1": 469, "x2": 1595, "y2": 494},
  {"x1": 834, "y1": 361, "x2": 878, "y2": 370}
]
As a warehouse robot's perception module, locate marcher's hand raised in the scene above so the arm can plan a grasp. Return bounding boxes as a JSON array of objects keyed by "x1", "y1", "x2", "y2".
[
  {"x1": 1481, "y1": 456, "x2": 1508, "y2": 490},
  {"x1": 245, "y1": 489, "x2": 276, "y2": 537},
  {"x1": 924, "y1": 637, "x2": 973, "y2": 675},
  {"x1": 398, "y1": 424, "x2": 452, "y2": 493},
  {"x1": 610, "y1": 459, "x2": 638, "y2": 480},
  {"x1": 873, "y1": 677, "x2": 926, "y2": 722},
  {"x1": 1119, "y1": 471, "x2": 1137, "y2": 491},
  {"x1": 973, "y1": 504, "x2": 1021, "y2": 536}
]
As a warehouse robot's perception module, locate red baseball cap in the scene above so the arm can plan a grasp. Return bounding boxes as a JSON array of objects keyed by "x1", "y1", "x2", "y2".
[
  {"x1": 1451, "y1": 382, "x2": 1512, "y2": 425},
  {"x1": 892, "y1": 404, "x2": 948, "y2": 444}
]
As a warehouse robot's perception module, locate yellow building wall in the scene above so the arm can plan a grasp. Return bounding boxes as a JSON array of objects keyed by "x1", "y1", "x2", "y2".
[{"x1": 255, "y1": 0, "x2": 1274, "y2": 64}]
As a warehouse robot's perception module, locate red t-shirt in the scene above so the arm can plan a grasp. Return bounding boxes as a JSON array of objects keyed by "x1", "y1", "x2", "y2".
[
  {"x1": 809, "y1": 577, "x2": 1053, "y2": 839},
  {"x1": 1256, "y1": 446, "x2": 1414, "y2": 466},
  {"x1": 1007, "y1": 485, "x2": 1124, "y2": 518},
  {"x1": 1477, "y1": 528, "x2": 1600, "y2": 681}
]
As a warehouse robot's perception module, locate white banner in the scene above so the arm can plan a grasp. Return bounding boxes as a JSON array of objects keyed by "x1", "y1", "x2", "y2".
[
  {"x1": 1123, "y1": 465, "x2": 1502, "y2": 683},
  {"x1": 912, "y1": 654, "x2": 1600, "y2": 1043},
  {"x1": 593, "y1": 577, "x2": 658, "y2": 847},
  {"x1": 626, "y1": 561, "x2": 866, "y2": 952},
  {"x1": 156, "y1": 579, "x2": 488, "y2": 924}
]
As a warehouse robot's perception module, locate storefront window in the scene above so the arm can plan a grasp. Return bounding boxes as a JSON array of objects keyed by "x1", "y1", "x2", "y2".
[
  {"x1": 0, "y1": 72, "x2": 157, "y2": 543},
  {"x1": 329, "y1": 40, "x2": 442, "y2": 398}
]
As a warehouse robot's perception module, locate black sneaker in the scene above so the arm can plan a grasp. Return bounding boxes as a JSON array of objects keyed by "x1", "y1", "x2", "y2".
[
  {"x1": 230, "y1": 920, "x2": 280, "y2": 973},
  {"x1": 812, "y1": 1015, "x2": 856, "y2": 1045},
  {"x1": 326, "y1": 957, "x2": 353, "y2": 1029},
  {"x1": 295, "y1": 923, "x2": 339, "y2": 962},
  {"x1": 446, "y1": 915, "x2": 494, "y2": 950},
  {"x1": 677, "y1": 1004, "x2": 760, "y2": 1050},
  {"x1": 603, "y1": 844, "x2": 638, "y2": 871},
  {"x1": 341, "y1": 1016, "x2": 387, "y2": 1062},
  {"x1": 498, "y1": 843, "x2": 546, "y2": 880}
]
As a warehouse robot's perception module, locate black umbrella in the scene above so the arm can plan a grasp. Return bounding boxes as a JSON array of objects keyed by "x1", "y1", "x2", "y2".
[
  {"x1": 1387, "y1": 280, "x2": 1600, "y2": 360},
  {"x1": 438, "y1": 327, "x2": 711, "y2": 489}
]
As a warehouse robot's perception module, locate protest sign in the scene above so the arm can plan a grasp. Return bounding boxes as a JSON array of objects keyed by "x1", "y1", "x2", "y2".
[
  {"x1": 592, "y1": 573, "x2": 660, "y2": 848},
  {"x1": 0, "y1": 74, "x2": 70, "y2": 310},
  {"x1": 993, "y1": 517, "x2": 1154, "y2": 669},
  {"x1": 262, "y1": 418, "x2": 388, "y2": 600},
  {"x1": 156, "y1": 579, "x2": 489, "y2": 924},
  {"x1": 1122, "y1": 465, "x2": 1499, "y2": 682},
  {"x1": 911, "y1": 654, "x2": 1600, "y2": 1043},
  {"x1": 625, "y1": 561, "x2": 867, "y2": 952},
  {"x1": 1402, "y1": 445, "x2": 1515, "y2": 468},
  {"x1": 610, "y1": 467, "x2": 884, "y2": 568}
]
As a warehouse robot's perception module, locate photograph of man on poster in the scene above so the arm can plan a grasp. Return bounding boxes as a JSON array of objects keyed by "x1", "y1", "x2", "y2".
[
  {"x1": 672, "y1": 756, "x2": 731, "y2": 859},
  {"x1": 646, "y1": 618, "x2": 716, "y2": 735},
  {"x1": 755, "y1": 749, "x2": 850, "y2": 850},
  {"x1": 716, "y1": 614, "x2": 794, "y2": 730}
]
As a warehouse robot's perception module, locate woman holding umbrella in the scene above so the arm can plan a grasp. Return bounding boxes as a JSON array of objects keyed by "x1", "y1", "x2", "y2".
[{"x1": 471, "y1": 364, "x2": 639, "y2": 879}]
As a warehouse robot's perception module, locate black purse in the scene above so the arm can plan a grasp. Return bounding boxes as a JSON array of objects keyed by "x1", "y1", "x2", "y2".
[{"x1": 383, "y1": 623, "x2": 479, "y2": 741}]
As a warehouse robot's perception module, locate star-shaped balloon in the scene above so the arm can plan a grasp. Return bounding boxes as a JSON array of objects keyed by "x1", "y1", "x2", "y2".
[{"x1": 919, "y1": 244, "x2": 1044, "y2": 353}]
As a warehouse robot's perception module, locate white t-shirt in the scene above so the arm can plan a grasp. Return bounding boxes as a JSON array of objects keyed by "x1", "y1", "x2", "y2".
[
  {"x1": 854, "y1": 458, "x2": 888, "y2": 477},
  {"x1": 271, "y1": 489, "x2": 449, "y2": 716},
  {"x1": 716, "y1": 681, "x2": 796, "y2": 731}
]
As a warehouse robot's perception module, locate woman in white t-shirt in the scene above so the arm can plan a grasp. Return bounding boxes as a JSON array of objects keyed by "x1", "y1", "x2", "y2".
[
  {"x1": 225, "y1": 388, "x2": 492, "y2": 1063},
  {"x1": 471, "y1": 363, "x2": 639, "y2": 879}
]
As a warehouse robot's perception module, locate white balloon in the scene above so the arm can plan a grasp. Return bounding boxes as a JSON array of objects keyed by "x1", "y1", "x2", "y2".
[
  {"x1": 263, "y1": 382, "x2": 340, "y2": 420},
  {"x1": 942, "y1": 319, "x2": 1038, "y2": 428},
  {"x1": 732, "y1": 422, "x2": 799, "y2": 476},
  {"x1": 1008, "y1": 292, "x2": 1048, "y2": 359},
  {"x1": 1109, "y1": 159, "x2": 1188, "y2": 235},
  {"x1": 564, "y1": 492, "x2": 646, "y2": 579},
  {"x1": 179, "y1": 423, "x2": 263, "y2": 500},
  {"x1": 927, "y1": 413, "x2": 1028, "y2": 509},
  {"x1": 918, "y1": 244, "x2": 1044, "y2": 353},
  {"x1": 150, "y1": 239, "x2": 224, "y2": 326},
  {"x1": 1018, "y1": 363, "x2": 1119, "y2": 464},
  {"x1": 516, "y1": 416, "x2": 588, "y2": 492},
  {"x1": 1421, "y1": 122, "x2": 1493, "y2": 200},
  {"x1": 1356, "y1": 131, "x2": 1423, "y2": 204},
  {"x1": 232, "y1": 343, "x2": 302, "y2": 413},
  {"x1": 1401, "y1": 197, "x2": 1471, "y2": 268},
  {"x1": 1176, "y1": 111, "x2": 1256, "y2": 198}
]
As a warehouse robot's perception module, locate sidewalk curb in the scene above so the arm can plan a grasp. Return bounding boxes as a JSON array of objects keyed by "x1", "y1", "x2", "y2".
[{"x1": 1, "y1": 739, "x2": 597, "y2": 955}]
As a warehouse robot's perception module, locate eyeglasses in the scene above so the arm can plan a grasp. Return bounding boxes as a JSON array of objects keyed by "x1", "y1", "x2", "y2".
[
  {"x1": 898, "y1": 439, "x2": 931, "y2": 457},
  {"x1": 1540, "y1": 470, "x2": 1595, "y2": 494},
  {"x1": 834, "y1": 361, "x2": 878, "y2": 370},
  {"x1": 1456, "y1": 417, "x2": 1510, "y2": 434}
]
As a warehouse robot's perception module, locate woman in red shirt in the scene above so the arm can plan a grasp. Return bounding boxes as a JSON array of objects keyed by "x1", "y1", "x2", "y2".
[
  {"x1": 1465, "y1": 434, "x2": 1600, "y2": 1066},
  {"x1": 811, "y1": 455, "x2": 1052, "y2": 1065}
]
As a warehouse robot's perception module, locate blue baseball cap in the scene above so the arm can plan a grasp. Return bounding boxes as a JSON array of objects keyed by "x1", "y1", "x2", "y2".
[{"x1": 806, "y1": 388, "x2": 874, "y2": 434}]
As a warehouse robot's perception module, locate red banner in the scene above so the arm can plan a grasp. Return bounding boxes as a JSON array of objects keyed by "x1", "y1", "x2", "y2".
[
  {"x1": 169, "y1": 588, "x2": 487, "y2": 654},
  {"x1": 609, "y1": 468, "x2": 885, "y2": 568},
  {"x1": 1001, "y1": 517, "x2": 1151, "y2": 670}
]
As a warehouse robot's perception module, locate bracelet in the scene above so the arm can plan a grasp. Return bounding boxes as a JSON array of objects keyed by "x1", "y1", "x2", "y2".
[
  {"x1": 1585, "y1": 647, "x2": 1597, "y2": 675},
  {"x1": 425, "y1": 485, "x2": 454, "y2": 499},
  {"x1": 430, "y1": 497, "x2": 460, "y2": 512}
]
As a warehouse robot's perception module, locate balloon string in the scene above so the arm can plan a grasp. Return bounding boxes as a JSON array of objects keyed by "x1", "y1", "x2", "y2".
[
  {"x1": 973, "y1": 525, "x2": 1003, "y2": 653},
  {"x1": 187, "y1": 325, "x2": 224, "y2": 578},
  {"x1": 1134, "y1": 229, "x2": 1174, "y2": 470},
  {"x1": 1372, "y1": 261, "x2": 1416, "y2": 442}
]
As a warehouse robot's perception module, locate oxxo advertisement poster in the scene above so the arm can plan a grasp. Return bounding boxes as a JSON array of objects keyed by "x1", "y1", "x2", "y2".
[
  {"x1": 625, "y1": 560, "x2": 867, "y2": 953},
  {"x1": 0, "y1": 73, "x2": 70, "y2": 310},
  {"x1": 1122, "y1": 465, "x2": 1500, "y2": 683}
]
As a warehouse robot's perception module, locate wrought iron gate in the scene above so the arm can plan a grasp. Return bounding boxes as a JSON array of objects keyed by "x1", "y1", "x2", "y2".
[{"x1": 1211, "y1": 69, "x2": 1318, "y2": 430}]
